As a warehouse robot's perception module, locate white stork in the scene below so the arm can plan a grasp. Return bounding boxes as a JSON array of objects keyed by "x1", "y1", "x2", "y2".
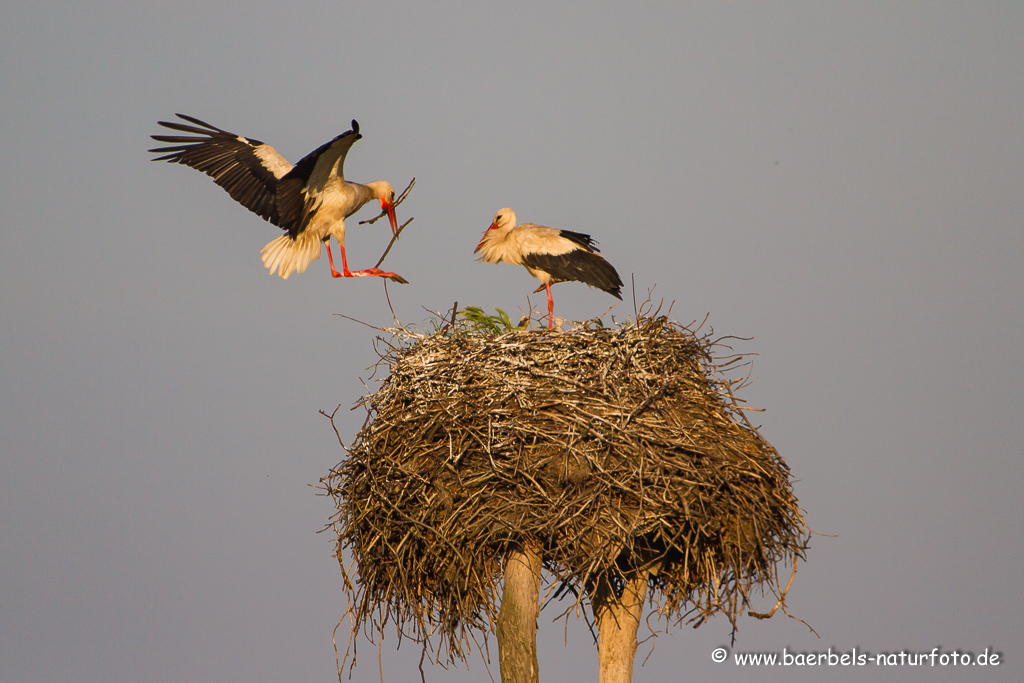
[
  {"x1": 150, "y1": 114, "x2": 407, "y2": 282},
  {"x1": 474, "y1": 208, "x2": 623, "y2": 329}
]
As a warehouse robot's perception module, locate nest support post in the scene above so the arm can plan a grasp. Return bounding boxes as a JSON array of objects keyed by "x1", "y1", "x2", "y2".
[
  {"x1": 591, "y1": 572, "x2": 649, "y2": 683},
  {"x1": 496, "y1": 543, "x2": 542, "y2": 683}
]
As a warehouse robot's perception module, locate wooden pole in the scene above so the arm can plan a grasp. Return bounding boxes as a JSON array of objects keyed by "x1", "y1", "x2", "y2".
[
  {"x1": 496, "y1": 544, "x2": 542, "y2": 683},
  {"x1": 592, "y1": 574, "x2": 648, "y2": 683}
]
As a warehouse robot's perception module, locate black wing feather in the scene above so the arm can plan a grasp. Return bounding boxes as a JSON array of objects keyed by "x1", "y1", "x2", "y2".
[
  {"x1": 275, "y1": 177, "x2": 310, "y2": 238},
  {"x1": 283, "y1": 121, "x2": 361, "y2": 186},
  {"x1": 522, "y1": 249, "x2": 623, "y2": 299},
  {"x1": 150, "y1": 114, "x2": 283, "y2": 226},
  {"x1": 556, "y1": 229, "x2": 600, "y2": 252}
]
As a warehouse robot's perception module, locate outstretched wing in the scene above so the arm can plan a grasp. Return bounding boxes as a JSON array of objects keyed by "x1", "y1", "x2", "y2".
[
  {"x1": 150, "y1": 114, "x2": 292, "y2": 226},
  {"x1": 275, "y1": 120, "x2": 362, "y2": 236}
]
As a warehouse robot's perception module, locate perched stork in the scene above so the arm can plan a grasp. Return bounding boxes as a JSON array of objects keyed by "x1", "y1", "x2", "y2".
[
  {"x1": 150, "y1": 114, "x2": 407, "y2": 282},
  {"x1": 474, "y1": 208, "x2": 623, "y2": 329}
]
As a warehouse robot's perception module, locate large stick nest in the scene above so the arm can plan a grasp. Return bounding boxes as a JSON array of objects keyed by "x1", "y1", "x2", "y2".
[{"x1": 323, "y1": 314, "x2": 809, "y2": 667}]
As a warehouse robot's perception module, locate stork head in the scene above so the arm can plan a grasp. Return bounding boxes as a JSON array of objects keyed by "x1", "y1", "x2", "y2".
[
  {"x1": 474, "y1": 208, "x2": 517, "y2": 253},
  {"x1": 367, "y1": 180, "x2": 398, "y2": 236}
]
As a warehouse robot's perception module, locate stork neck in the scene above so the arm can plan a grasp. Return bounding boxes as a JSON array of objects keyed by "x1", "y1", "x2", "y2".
[
  {"x1": 349, "y1": 182, "x2": 377, "y2": 209},
  {"x1": 475, "y1": 225, "x2": 519, "y2": 264}
]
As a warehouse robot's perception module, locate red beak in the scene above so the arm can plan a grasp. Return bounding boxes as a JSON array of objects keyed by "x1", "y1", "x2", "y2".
[
  {"x1": 474, "y1": 222, "x2": 498, "y2": 254},
  {"x1": 384, "y1": 201, "x2": 398, "y2": 236}
]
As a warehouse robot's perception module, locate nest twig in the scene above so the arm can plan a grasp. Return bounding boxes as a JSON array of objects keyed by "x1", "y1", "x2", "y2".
[{"x1": 322, "y1": 313, "x2": 809, "y2": 672}]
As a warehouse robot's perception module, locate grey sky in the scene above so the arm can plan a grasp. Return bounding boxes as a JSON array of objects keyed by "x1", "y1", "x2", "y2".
[{"x1": 2, "y1": 2, "x2": 1021, "y2": 681}]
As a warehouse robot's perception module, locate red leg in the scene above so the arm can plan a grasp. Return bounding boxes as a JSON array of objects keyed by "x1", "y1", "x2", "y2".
[
  {"x1": 325, "y1": 242, "x2": 352, "y2": 278},
  {"x1": 327, "y1": 241, "x2": 407, "y2": 283},
  {"x1": 546, "y1": 283, "x2": 554, "y2": 329}
]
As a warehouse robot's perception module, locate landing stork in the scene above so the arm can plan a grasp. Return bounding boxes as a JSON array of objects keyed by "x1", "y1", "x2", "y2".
[
  {"x1": 475, "y1": 208, "x2": 623, "y2": 329},
  {"x1": 150, "y1": 114, "x2": 407, "y2": 282}
]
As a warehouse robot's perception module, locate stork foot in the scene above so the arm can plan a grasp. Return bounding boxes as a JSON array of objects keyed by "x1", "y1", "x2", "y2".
[{"x1": 347, "y1": 267, "x2": 409, "y2": 284}]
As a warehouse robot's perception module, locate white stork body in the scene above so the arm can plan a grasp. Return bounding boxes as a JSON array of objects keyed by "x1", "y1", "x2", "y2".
[
  {"x1": 475, "y1": 208, "x2": 623, "y2": 328},
  {"x1": 150, "y1": 114, "x2": 406, "y2": 282}
]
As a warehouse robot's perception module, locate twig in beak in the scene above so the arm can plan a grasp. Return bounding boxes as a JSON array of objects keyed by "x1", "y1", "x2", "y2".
[{"x1": 360, "y1": 177, "x2": 416, "y2": 225}]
